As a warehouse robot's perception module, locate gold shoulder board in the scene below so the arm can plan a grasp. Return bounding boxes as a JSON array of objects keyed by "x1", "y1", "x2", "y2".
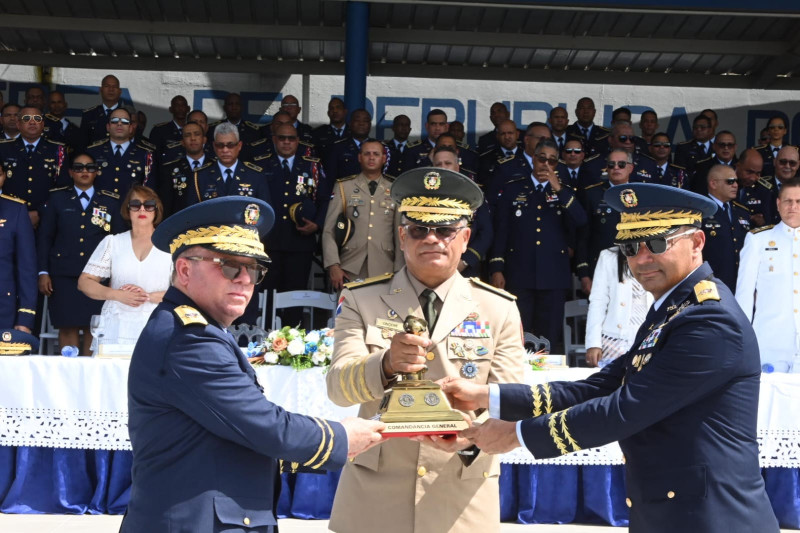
[
  {"x1": 732, "y1": 201, "x2": 749, "y2": 211},
  {"x1": 584, "y1": 154, "x2": 600, "y2": 162},
  {"x1": 0, "y1": 193, "x2": 26, "y2": 205},
  {"x1": 693, "y1": 280, "x2": 720, "y2": 303},
  {"x1": 750, "y1": 224, "x2": 775, "y2": 234},
  {"x1": 337, "y1": 174, "x2": 358, "y2": 182},
  {"x1": 344, "y1": 273, "x2": 394, "y2": 290},
  {"x1": 406, "y1": 139, "x2": 422, "y2": 148},
  {"x1": 165, "y1": 140, "x2": 182, "y2": 148},
  {"x1": 100, "y1": 190, "x2": 120, "y2": 199},
  {"x1": 469, "y1": 277, "x2": 517, "y2": 300},
  {"x1": 87, "y1": 139, "x2": 107, "y2": 149},
  {"x1": 498, "y1": 155, "x2": 514, "y2": 164},
  {"x1": 173, "y1": 305, "x2": 208, "y2": 326},
  {"x1": 243, "y1": 161, "x2": 264, "y2": 172},
  {"x1": 758, "y1": 177, "x2": 774, "y2": 190},
  {"x1": 302, "y1": 156, "x2": 320, "y2": 163},
  {"x1": 583, "y1": 182, "x2": 604, "y2": 191},
  {"x1": 48, "y1": 186, "x2": 70, "y2": 193}
]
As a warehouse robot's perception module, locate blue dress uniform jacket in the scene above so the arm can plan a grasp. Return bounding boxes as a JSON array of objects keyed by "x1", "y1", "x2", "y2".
[
  {"x1": 461, "y1": 201, "x2": 492, "y2": 278},
  {"x1": 0, "y1": 194, "x2": 37, "y2": 329},
  {"x1": 578, "y1": 152, "x2": 660, "y2": 190},
  {"x1": 209, "y1": 120, "x2": 263, "y2": 145},
  {"x1": 0, "y1": 137, "x2": 69, "y2": 212},
  {"x1": 157, "y1": 157, "x2": 199, "y2": 217},
  {"x1": 149, "y1": 121, "x2": 183, "y2": 150},
  {"x1": 399, "y1": 139, "x2": 437, "y2": 173},
  {"x1": 87, "y1": 140, "x2": 156, "y2": 200},
  {"x1": 79, "y1": 104, "x2": 119, "y2": 149},
  {"x1": 489, "y1": 179, "x2": 587, "y2": 290},
  {"x1": 688, "y1": 157, "x2": 736, "y2": 195},
  {"x1": 43, "y1": 115, "x2": 82, "y2": 153},
  {"x1": 187, "y1": 160, "x2": 271, "y2": 206},
  {"x1": 576, "y1": 181, "x2": 619, "y2": 279},
  {"x1": 701, "y1": 201, "x2": 751, "y2": 292},
  {"x1": 497, "y1": 263, "x2": 778, "y2": 533},
  {"x1": 564, "y1": 123, "x2": 610, "y2": 156},
  {"x1": 122, "y1": 287, "x2": 347, "y2": 533},
  {"x1": 37, "y1": 188, "x2": 123, "y2": 276},
  {"x1": 261, "y1": 154, "x2": 324, "y2": 251},
  {"x1": 485, "y1": 153, "x2": 533, "y2": 208},
  {"x1": 478, "y1": 146, "x2": 520, "y2": 189},
  {"x1": 673, "y1": 140, "x2": 713, "y2": 174},
  {"x1": 755, "y1": 144, "x2": 784, "y2": 179},
  {"x1": 312, "y1": 124, "x2": 349, "y2": 155}
]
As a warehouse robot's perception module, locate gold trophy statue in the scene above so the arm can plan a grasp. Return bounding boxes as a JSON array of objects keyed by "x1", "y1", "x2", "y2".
[{"x1": 376, "y1": 314, "x2": 470, "y2": 437}]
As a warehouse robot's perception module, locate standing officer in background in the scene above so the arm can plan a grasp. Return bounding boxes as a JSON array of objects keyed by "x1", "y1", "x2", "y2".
[
  {"x1": 322, "y1": 139, "x2": 403, "y2": 291},
  {"x1": 565, "y1": 97, "x2": 609, "y2": 156},
  {"x1": 122, "y1": 196, "x2": 383, "y2": 532},
  {"x1": 673, "y1": 114, "x2": 715, "y2": 175},
  {"x1": 701, "y1": 165, "x2": 750, "y2": 292},
  {"x1": 400, "y1": 109, "x2": 450, "y2": 173},
  {"x1": 446, "y1": 183, "x2": 779, "y2": 533},
  {"x1": 689, "y1": 131, "x2": 738, "y2": 195},
  {"x1": 80, "y1": 74, "x2": 123, "y2": 150},
  {"x1": 327, "y1": 167, "x2": 525, "y2": 533},
  {"x1": 87, "y1": 107, "x2": 155, "y2": 200},
  {"x1": 312, "y1": 97, "x2": 349, "y2": 155},
  {"x1": 208, "y1": 93, "x2": 262, "y2": 145},
  {"x1": 0, "y1": 164, "x2": 37, "y2": 333},
  {"x1": 149, "y1": 95, "x2": 190, "y2": 151},
  {"x1": 278, "y1": 94, "x2": 314, "y2": 143},
  {"x1": 477, "y1": 102, "x2": 513, "y2": 153},
  {"x1": 47, "y1": 91, "x2": 82, "y2": 153},
  {"x1": 735, "y1": 148, "x2": 772, "y2": 227},
  {"x1": 158, "y1": 121, "x2": 209, "y2": 217}
]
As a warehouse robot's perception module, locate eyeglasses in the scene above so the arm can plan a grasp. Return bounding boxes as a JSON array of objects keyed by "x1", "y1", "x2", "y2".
[
  {"x1": 184, "y1": 256, "x2": 268, "y2": 285},
  {"x1": 618, "y1": 230, "x2": 697, "y2": 258},
  {"x1": 535, "y1": 154, "x2": 559, "y2": 167},
  {"x1": 778, "y1": 159, "x2": 799, "y2": 167},
  {"x1": 606, "y1": 161, "x2": 629, "y2": 169},
  {"x1": 214, "y1": 142, "x2": 239, "y2": 150},
  {"x1": 276, "y1": 135, "x2": 297, "y2": 141},
  {"x1": 403, "y1": 224, "x2": 467, "y2": 242},
  {"x1": 109, "y1": 117, "x2": 131, "y2": 125},
  {"x1": 564, "y1": 148, "x2": 583, "y2": 154},
  {"x1": 768, "y1": 124, "x2": 786, "y2": 130},
  {"x1": 71, "y1": 163, "x2": 99, "y2": 173},
  {"x1": 715, "y1": 142, "x2": 736, "y2": 149},
  {"x1": 617, "y1": 135, "x2": 633, "y2": 143},
  {"x1": 128, "y1": 199, "x2": 157, "y2": 212},
  {"x1": 650, "y1": 142, "x2": 671, "y2": 148},
  {"x1": 20, "y1": 114, "x2": 43, "y2": 123},
  {"x1": 280, "y1": 103, "x2": 299, "y2": 108},
  {"x1": 715, "y1": 178, "x2": 737, "y2": 185}
]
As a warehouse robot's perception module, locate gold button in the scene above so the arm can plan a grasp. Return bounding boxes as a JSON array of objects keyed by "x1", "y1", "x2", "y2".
[
  {"x1": 80, "y1": 225, "x2": 85, "y2": 229},
  {"x1": 79, "y1": 238, "x2": 84, "y2": 243},
  {"x1": 28, "y1": 177, "x2": 32, "y2": 181},
  {"x1": 349, "y1": 457, "x2": 355, "y2": 462},
  {"x1": 368, "y1": 236, "x2": 372, "y2": 240},
  {"x1": 284, "y1": 192, "x2": 288, "y2": 196},
  {"x1": 536, "y1": 228, "x2": 541, "y2": 232},
  {"x1": 243, "y1": 517, "x2": 251, "y2": 526},
  {"x1": 536, "y1": 217, "x2": 541, "y2": 221},
  {"x1": 27, "y1": 189, "x2": 32, "y2": 193},
  {"x1": 417, "y1": 466, "x2": 427, "y2": 477},
  {"x1": 28, "y1": 166, "x2": 33, "y2": 170},
  {"x1": 115, "y1": 167, "x2": 120, "y2": 171},
  {"x1": 371, "y1": 200, "x2": 375, "y2": 204},
  {"x1": 667, "y1": 491, "x2": 675, "y2": 499},
  {"x1": 537, "y1": 205, "x2": 542, "y2": 210},
  {"x1": 625, "y1": 498, "x2": 632, "y2": 508},
  {"x1": 483, "y1": 471, "x2": 489, "y2": 478},
  {"x1": 536, "y1": 241, "x2": 541, "y2": 245},
  {"x1": 426, "y1": 352, "x2": 435, "y2": 361},
  {"x1": 283, "y1": 204, "x2": 288, "y2": 208},
  {"x1": 369, "y1": 224, "x2": 374, "y2": 228},
  {"x1": 285, "y1": 181, "x2": 289, "y2": 185},
  {"x1": 370, "y1": 212, "x2": 374, "y2": 215},
  {"x1": 79, "y1": 252, "x2": 84, "y2": 256},
  {"x1": 282, "y1": 216, "x2": 287, "y2": 220},
  {"x1": 81, "y1": 212, "x2": 86, "y2": 216}
]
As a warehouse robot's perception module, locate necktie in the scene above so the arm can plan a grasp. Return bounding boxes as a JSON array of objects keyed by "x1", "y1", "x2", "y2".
[
  {"x1": 114, "y1": 145, "x2": 122, "y2": 159},
  {"x1": 421, "y1": 289, "x2": 438, "y2": 332},
  {"x1": 656, "y1": 166, "x2": 664, "y2": 182},
  {"x1": 105, "y1": 108, "x2": 111, "y2": 118},
  {"x1": 26, "y1": 144, "x2": 34, "y2": 155},
  {"x1": 723, "y1": 203, "x2": 731, "y2": 223},
  {"x1": 224, "y1": 168, "x2": 232, "y2": 183},
  {"x1": 282, "y1": 159, "x2": 290, "y2": 175},
  {"x1": 335, "y1": 128, "x2": 342, "y2": 138},
  {"x1": 368, "y1": 180, "x2": 378, "y2": 196},
  {"x1": 536, "y1": 184, "x2": 544, "y2": 193},
  {"x1": 581, "y1": 127, "x2": 588, "y2": 137},
  {"x1": 773, "y1": 146, "x2": 780, "y2": 158},
  {"x1": 192, "y1": 160, "x2": 200, "y2": 171},
  {"x1": 570, "y1": 170, "x2": 577, "y2": 182},
  {"x1": 505, "y1": 150, "x2": 514, "y2": 157},
  {"x1": 557, "y1": 137, "x2": 564, "y2": 153},
  {"x1": 79, "y1": 192, "x2": 89, "y2": 210}
]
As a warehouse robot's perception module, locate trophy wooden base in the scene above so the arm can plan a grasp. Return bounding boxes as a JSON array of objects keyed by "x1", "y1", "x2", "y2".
[{"x1": 376, "y1": 377, "x2": 468, "y2": 438}]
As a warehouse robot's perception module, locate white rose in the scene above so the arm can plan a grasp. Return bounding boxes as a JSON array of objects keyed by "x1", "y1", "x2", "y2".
[
  {"x1": 264, "y1": 351, "x2": 279, "y2": 364},
  {"x1": 267, "y1": 330, "x2": 279, "y2": 341},
  {"x1": 305, "y1": 331, "x2": 321, "y2": 344},
  {"x1": 318, "y1": 343, "x2": 332, "y2": 356},
  {"x1": 311, "y1": 352, "x2": 327, "y2": 366},
  {"x1": 288, "y1": 328, "x2": 301, "y2": 338},
  {"x1": 287, "y1": 338, "x2": 305, "y2": 356}
]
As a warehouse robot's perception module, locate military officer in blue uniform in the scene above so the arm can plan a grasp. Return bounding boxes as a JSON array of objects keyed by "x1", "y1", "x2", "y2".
[
  {"x1": 565, "y1": 97, "x2": 609, "y2": 156},
  {"x1": 400, "y1": 109, "x2": 451, "y2": 173},
  {"x1": 208, "y1": 93, "x2": 263, "y2": 145},
  {"x1": 121, "y1": 196, "x2": 383, "y2": 533},
  {"x1": 241, "y1": 110, "x2": 315, "y2": 166},
  {"x1": 278, "y1": 94, "x2": 314, "y2": 143},
  {"x1": 578, "y1": 121, "x2": 659, "y2": 189},
  {"x1": 701, "y1": 165, "x2": 750, "y2": 292},
  {"x1": 477, "y1": 119, "x2": 521, "y2": 188},
  {"x1": 187, "y1": 122, "x2": 271, "y2": 211},
  {"x1": 489, "y1": 138, "x2": 587, "y2": 350},
  {"x1": 383, "y1": 114, "x2": 411, "y2": 177},
  {"x1": 477, "y1": 102, "x2": 519, "y2": 154},
  {"x1": 648, "y1": 132, "x2": 688, "y2": 188},
  {"x1": 158, "y1": 110, "x2": 215, "y2": 165},
  {"x1": 755, "y1": 115, "x2": 790, "y2": 180},
  {"x1": 0, "y1": 164, "x2": 37, "y2": 332},
  {"x1": 735, "y1": 148, "x2": 773, "y2": 227},
  {"x1": 87, "y1": 107, "x2": 155, "y2": 201},
  {"x1": 311, "y1": 97, "x2": 349, "y2": 155},
  {"x1": 448, "y1": 183, "x2": 780, "y2": 533},
  {"x1": 158, "y1": 122, "x2": 210, "y2": 217},
  {"x1": 689, "y1": 132, "x2": 738, "y2": 196},
  {"x1": 45, "y1": 91, "x2": 82, "y2": 152},
  {"x1": 485, "y1": 122, "x2": 553, "y2": 207},
  {"x1": 0, "y1": 106, "x2": 69, "y2": 227},
  {"x1": 79, "y1": 74, "x2": 123, "y2": 151},
  {"x1": 673, "y1": 114, "x2": 715, "y2": 175},
  {"x1": 37, "y1": 153, "x2": 124, "y2": 354},
  {"x1": 149, "y1": 95, "x2": 190, "y2": 151}
]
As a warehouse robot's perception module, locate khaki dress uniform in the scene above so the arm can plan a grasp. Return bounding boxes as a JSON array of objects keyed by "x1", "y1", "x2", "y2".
[
  {"x1": 322, "y1": 173, "x2": 404, "y2": 279},
  {"x1": 326, "y1": 266, "x2": 525, "y2": 533}
]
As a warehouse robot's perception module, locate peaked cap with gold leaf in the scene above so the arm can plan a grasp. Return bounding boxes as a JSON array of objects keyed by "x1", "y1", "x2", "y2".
[
  {"x1": 152, "y1": 196, "x2": 275, "y2": 263},
  {"x1": 390, "y1": 167, "x2": 483, "y2": 225},
  {"x1": 604, "y1": 183, "x2": 717, "y2": 243}
]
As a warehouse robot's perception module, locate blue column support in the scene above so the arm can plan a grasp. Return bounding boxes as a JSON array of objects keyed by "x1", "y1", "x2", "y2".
[{"x1": 344, "y1": 1, "x2": 369, "y2": 115}]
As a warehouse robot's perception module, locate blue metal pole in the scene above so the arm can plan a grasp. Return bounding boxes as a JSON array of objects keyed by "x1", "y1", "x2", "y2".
[{"x1": 344, "y1": 1, "x2": 369, "y2": 115}]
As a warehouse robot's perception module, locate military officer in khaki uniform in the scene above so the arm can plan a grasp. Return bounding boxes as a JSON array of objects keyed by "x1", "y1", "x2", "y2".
[
  {"x1": 326, "y1": 167, "x2": 526, "y2": 533},
  {"x1": 322, "y1": 139, "x2": 404, "y2": 291}
]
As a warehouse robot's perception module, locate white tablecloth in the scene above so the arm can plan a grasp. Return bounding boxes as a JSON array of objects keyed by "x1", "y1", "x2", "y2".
[{"x1": 0, "y1": 357, "x2": 798, "y2": 467}]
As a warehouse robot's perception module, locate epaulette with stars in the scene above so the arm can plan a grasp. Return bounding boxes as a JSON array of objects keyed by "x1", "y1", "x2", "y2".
[
  {"x1": 750, "y1": 224, "x2": 774, "y2": 234},
  {"x1": 343, "y1": 273, "x2": 394, "y2": 290},
  {"x1": 243, "y1": 161, "x2": 263, "y2": 173}
]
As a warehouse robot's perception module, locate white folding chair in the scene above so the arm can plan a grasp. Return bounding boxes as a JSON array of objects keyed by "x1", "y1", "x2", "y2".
[
  {"x1": 38, "y1": 295, "x2": 60, "y2": 355},
  {"x1": 269, "y1": 290, "x2": 337, "y2": 330},
  {"x1": 563, "y1": 299, "x2": 589, "y2": 366}
]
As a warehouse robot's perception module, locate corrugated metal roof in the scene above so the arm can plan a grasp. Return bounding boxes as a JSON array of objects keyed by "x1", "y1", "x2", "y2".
[{"x1": 1, "y1": 0, "x2": 799, "y2": 89}]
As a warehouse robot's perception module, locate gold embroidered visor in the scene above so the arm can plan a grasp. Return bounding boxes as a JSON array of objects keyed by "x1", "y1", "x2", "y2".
[{"x1": 391, "y1": 167, "x2": 483, "y2": 225}]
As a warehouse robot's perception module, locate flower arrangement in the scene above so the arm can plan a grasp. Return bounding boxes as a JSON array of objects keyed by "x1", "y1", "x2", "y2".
[
  {"x1": 246, "y1": 326, "x2": 334, "y2": 370},
  {"x1": 527, "y1": 349, "x2": 550, "y2": 371}
]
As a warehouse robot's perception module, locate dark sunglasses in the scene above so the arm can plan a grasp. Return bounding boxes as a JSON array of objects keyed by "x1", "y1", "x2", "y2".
[
  {"x1": 214, "y1": 141, "x2": 239, "y2": 150},
  {"x1": 606, "y1": 161, "x2": 628, "y2": 169},
  {"x1": 109, "y1": 117, "x2": 131, "y2": 125},
  {"x1": 618, "y1": 231, "x2": 696, "y2": 258},
  {"x1": 71, "y1": 163, "x2": 99, "y2": 173},
  {"x1": 564, "y1": 148, "x2": 583, "y2": 154},
  {"x1": 617, "y1": 135, "x2": 633, "y2": 143},
  {"x1": 21, "y1": 114, "x2": 43, "y2": 123},
  {"x1": 651, "y1": 142, "x2": 671, "y2": 148},
  {"x1": 535, "y1": 154, "x2": 559, "y2": 166},
  {"x1": 185, "y1": 256, "x2": 268, "y2": 284},
  {"x1": 715, "y1": 142, "x2": 735, "y2": 149},
  {"x1": 715, "y1": 178, "x2": 737, "y2": 185},
  {"x1": 778, "y1": 159, "x2": 799, "y2": 167},
  {"x1": 276, "y1": 135, "x2": 298, "y2": 141},
  {"x1": 404, "y1": 224, "x2": 466, "y2": 241},
  {"x1": 128, "y1": 199, "x2": 157, "y2": 212}
]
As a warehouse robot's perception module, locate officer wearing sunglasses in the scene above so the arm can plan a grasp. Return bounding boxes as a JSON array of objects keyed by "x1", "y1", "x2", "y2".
[
  {"x1": 123, "y1": 196, "x2": 384, "y2": 533},
  {"x1": 0, "y1": 106, "x2": 69, "y2": 228},
  {"x1": 578, "y1": 121, "x2": 660, "y2": 190},
  {"x1": 326, "y1": 167, "x2": 525, "y2": 533},
  {"x1": 446, "y1": 182, "x2": 778, "y2": 533}
]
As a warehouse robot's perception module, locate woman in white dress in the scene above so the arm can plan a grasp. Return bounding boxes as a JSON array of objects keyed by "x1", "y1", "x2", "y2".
[
  {"x1": 78, "y1": 185, "x2": 172, "y2": 347},
  {"x1": 585, "y1": 246, "x2": 653, "y2": 367}
]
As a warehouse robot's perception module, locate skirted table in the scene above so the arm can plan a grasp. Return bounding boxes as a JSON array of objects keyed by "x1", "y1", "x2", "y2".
[{"x1": 0, "y1": 358, "x2": 798, "y2": 527}]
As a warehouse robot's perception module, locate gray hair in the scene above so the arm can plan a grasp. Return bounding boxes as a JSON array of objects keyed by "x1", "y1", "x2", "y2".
[
  {"x1": 534, "y1": 138, "x2": 559, "y2": 156},
  {"x1": 608, "y1": 148, "x2": 633, "y2": 164},
  {"x1": 214, "y1": 121, "x2": 240, "y2": 142}
]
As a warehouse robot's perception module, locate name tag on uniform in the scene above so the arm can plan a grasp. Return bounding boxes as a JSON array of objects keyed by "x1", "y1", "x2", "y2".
[
  {"x1": 375, "y1": 319, "x2": 404, "y2": 332},
  {"x1": 450, "y1": 320, "x2": 491, "y2": 338}
]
